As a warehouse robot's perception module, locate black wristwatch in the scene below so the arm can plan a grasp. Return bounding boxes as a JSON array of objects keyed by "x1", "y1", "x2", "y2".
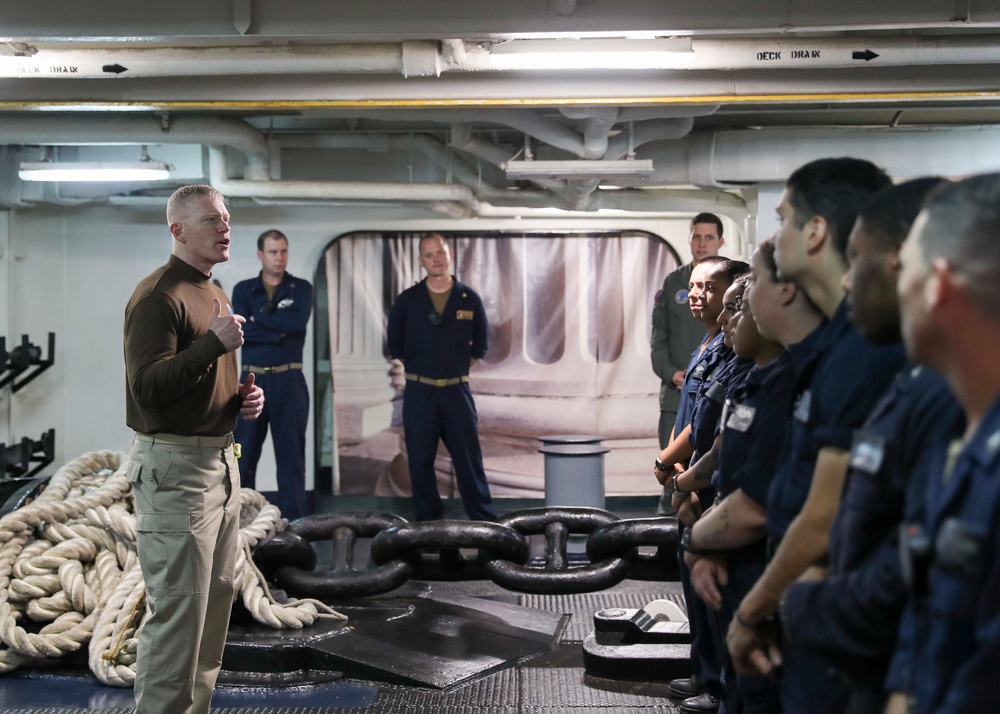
[
  {"x1": 681, "y1": 526, "x2": 708, "y2": 556},
  {"x1": 655, "y1": 457, "x2": 669, "y2": 472}
]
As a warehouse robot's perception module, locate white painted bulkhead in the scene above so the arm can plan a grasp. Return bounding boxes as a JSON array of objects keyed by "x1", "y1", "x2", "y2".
[{"x1": 0, "y1": 201, "x2": 736, "y2": 498}]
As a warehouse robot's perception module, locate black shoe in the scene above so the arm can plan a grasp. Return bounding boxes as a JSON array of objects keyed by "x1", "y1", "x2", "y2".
[
  {"x1": 679, "y1": 692, "x2": 721, "y2": 714},
  {"x1": 667, "y1": 676, "x2": 704, "y2": 699}
]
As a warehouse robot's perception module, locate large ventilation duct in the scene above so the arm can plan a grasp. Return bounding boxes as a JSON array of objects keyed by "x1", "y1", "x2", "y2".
[{"x1": 649, "y1": 126, "x2": 1000, "y2": 187}]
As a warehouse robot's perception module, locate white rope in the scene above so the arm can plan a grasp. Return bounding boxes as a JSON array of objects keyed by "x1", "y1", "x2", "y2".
[{"x1": 0, "y1": 450, "x2": 346, "y2": 687}]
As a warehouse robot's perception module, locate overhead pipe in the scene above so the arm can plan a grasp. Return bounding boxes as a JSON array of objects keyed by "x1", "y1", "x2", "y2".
[
  {"x1": 11, "y1": 115, "x2": 1000, "y2": 214},
  {"x1": 248, "y1": 195, "x2": 476, "y2": 219},
  {"x1": 275, "y1": 131, "x2": 560, "y2": 209},
  {"x1": 448, "y1": 123, "x2": 569, "y2": 195},
  {"x1": 207, "y1": 147, "x2": 478, "y2": 205},
  {"x1": 558, "y1": 107, "x2": 619, "y2": 159},
  {"x1": 448, "y1": 122, "x2": 1000, "y2": 197},
  {"x1": 0, "y1": 114, "x2": 561, "y2": 211},
  {"x1": 618, "y1": 107, "x2": 720, "y2": 122},
  {"x1": 484, "y1": 109, "x2": 595, "y2": 160},
  {"x1": 0, "y1": 114, "x2": 270, "y2": 179},
  {"x1": 460, "y1": 35, "x2": 1000, "y2": 72},
  {"x1": 0, "y1": 42, "x2": 439, "y2": 79},
  {"x1": 456, "y1": 123, "x2": 1000, "y2": 193},
  {"x1": 603, "y1": 117, "x2": 696, "y2": 160},
  {"x1": 473, "y1": 188, "x2": 747, "y2": 224},
  {"x1": 449, "y1": 123, "x2": 518, "y2": 166},
  {"x1": 451, "y1": 115, "x2": 699, "y2": 208},
  {"x1": 10, "y1": 36, "x2": 1000, "y2": 79}
]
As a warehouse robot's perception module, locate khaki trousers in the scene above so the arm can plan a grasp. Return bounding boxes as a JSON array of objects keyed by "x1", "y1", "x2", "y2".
[{"x1": 127, "y1": 435, "x2": 240, "y2": 714}]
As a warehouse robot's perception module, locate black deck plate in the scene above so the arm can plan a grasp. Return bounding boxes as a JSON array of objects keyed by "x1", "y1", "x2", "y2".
[{"x1": 224, "y1": 582, "x2": 567, "y2": 690}]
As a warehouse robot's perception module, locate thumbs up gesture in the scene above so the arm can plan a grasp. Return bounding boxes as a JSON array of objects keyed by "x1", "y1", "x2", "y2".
[
  {"x1": 209, "y1": 297, "x2": 245, "y2": 352},
  {"x1": 239, "y1": 371, "x2": 265, "y2": 420}
]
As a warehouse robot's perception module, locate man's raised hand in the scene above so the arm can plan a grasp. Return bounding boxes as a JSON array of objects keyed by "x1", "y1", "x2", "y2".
[
  {"x1": 239, "y1": 372, "x2": 264, "y2": 420},
  {"x1": 209, "y1": 297, "x2": 245, "y2": 352}
]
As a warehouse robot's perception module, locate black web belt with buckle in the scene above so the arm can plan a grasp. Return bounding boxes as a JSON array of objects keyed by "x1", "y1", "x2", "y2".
[
  {"x1": 243, "y1": 362, "x2": 303, "y2": 374},
  {"x1": 405, "y1": 373, "x2": 470, "y2": 387}
]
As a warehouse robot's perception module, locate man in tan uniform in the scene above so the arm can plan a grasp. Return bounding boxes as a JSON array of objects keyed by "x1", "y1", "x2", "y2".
[{"x1": 124, "y1": 184, "x2": 264, "y2": 714}]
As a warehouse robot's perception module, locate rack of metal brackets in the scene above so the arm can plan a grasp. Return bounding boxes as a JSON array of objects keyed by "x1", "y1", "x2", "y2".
[
  {"x1": 1, "y1": 428, "x2": 56, "y2": 481},
  {"x1": 0, "y1": 332, "x2": 55, "y2": 392},
  {"x1": 1, "y1": 333, "x2": 57, "y2": 497}
]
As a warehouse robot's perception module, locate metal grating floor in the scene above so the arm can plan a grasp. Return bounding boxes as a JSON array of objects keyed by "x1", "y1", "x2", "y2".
[{"x1": 0, "y1": 579, "x2": 687, "y2": 714}]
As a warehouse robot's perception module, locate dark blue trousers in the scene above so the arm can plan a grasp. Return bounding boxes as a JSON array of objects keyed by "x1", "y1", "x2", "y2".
[
  {"x1": 723, "y1": 548, "x2": 781, "y2": 714},
  {"x1": 778, "y1": 639, "x2": 849, "y2": 714},
  {"x1": 679, "y1": 523, "x2": 724, "y2": 700},
  {"x1": 233, "y1": 369, "x2": 310, "y2": 521},
  {"x1": 402, "y1": 381, "x2": 496, "y2": 521}
]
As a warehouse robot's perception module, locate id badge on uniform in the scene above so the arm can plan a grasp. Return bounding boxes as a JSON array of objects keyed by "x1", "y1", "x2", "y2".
[
  {"x1": 849, "y1": 431, "x2": 886, "y2": 474},
  {"x1": 793, "y1": 389, "x2": 812, "y2": 423},
  {"x1": 456, "y1": 310, "x2": 474, "y2": 320},
  {"x1": 726, "y1": 404, "x2": 756, "y2": 433}
]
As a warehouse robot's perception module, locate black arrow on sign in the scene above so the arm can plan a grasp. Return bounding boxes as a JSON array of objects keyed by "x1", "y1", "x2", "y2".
[
  {"x1": 102, "y1": 64, "x2": 128, "y2": 74},
  {"x1": 852, "y1": 50, "x2": 879, "y2": 62}
]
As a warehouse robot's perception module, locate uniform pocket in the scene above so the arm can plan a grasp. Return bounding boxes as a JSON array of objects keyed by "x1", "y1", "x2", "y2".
[
  {"x1": 125, "y1": 460, "x2": 142, "y2": 485},
  {"x1": 136, "y1": 513, "x2": 191, "y2": 533},
  {"x1": 135, "y1": 513, "x2": 196, "y2": 595}
]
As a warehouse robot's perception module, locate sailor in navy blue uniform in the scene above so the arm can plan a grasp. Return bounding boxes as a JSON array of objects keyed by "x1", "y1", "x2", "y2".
[
  {"x1": 684, "y1": 240, "x2": 823, "y2": 714},
  {"x1": 232, "y1": 229, "x2": 313, "y2": 520},
  {"x1": 885, "y1": 174, "x2": 1000, "y2": 714},
  {"x1": 661, "y1": 257, "x2": 746, "y2": 714},
  {"x1": 781, "y1": 179, "x2": 964, "y2": 714},
  {"x1": 727, "y1": 158, "x2": 901, "y2": 714},
  {"x1": 386, "y1": 234, "x2": 496, "y2": 522}
]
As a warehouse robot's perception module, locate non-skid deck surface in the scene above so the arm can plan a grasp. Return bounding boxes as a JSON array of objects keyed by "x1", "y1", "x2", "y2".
[{"x1": 0, "y1": 578, "x2": 686, "y2": 713}]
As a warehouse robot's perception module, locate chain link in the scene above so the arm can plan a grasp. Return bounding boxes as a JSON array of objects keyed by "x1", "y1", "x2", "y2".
[
  {"x1": 483, "y1": 507, "x2": 635, "y2": 594},
  {"x1": 256, "y1": 507, "x2": 679, "y2": 601}
]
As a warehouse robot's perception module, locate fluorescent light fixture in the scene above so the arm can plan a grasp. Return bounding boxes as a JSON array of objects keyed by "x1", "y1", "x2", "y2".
[
  {"x1": 488, "y1": 38, "x2": 691, "y2": 71},
  {"x1": 503, "y1": 159, "x2": 654, "y2": 180},
  {"x1": 19, "y1": 160, "x2": 171, "y2": 182}
]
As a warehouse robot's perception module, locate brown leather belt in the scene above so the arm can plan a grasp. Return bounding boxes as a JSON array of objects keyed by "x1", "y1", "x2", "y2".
[
  {"x1": 405, "y1": 373, "x2": 470, "y2": 387},
  {"x1": 136, "y1": 432, "x2": 234, "y2": 448},
  {"x1": 242, "y1": 362, "x2": 303, "y2": 374}
]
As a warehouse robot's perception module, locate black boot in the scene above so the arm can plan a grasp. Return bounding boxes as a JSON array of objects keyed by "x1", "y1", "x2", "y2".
[
  {"x1": 679, "y1": 692, "x2": 721, "y2": 714},
  {"x1": 667, "y1": 676, "x2": 704, "y2": 699}
]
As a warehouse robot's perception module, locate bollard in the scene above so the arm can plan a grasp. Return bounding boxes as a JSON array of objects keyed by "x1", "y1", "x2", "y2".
[
  {"x1": 537, "y1": 438, "x2": 609, "y2": 510},
  {"x1": 538, "y1": 434, "x2": 604, "y2": 447}
]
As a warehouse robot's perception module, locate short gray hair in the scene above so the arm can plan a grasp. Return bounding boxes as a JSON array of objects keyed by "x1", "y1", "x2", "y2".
[
  {"x1": 918, "y1": 172, "x2": 1000, "y2": 314},
  {"x1": 166, "y1": 184, "x2": 223, "y2": 225}
]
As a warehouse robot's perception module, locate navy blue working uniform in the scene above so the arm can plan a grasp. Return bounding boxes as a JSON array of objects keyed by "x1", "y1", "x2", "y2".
[
  {"x1": 386, "y1": 277, "x2": 496, "y2": 522},
  {"x1": 674, "y1": 331, "x2": 726, "y2": 439},
  {"x1": 232, "y1": 270, "x2": 312, "y2": 520},
  {"x1": 886, "y1": 393, "x2": 1000, "y2": 714},
  {"x1": 781, "y1": 365, "x2": 962, "y2": 710},
  {"x1": 690, "y1": 354, "x2": 753, "y2": 461},
  {"x1": 764, "y1": 298, "x2": 906, "y2": 714},
  {"x1": 709, "y1": 353, "x2": 798, "y2": 714},
  {"x1": 674, "y1": 329, "x2": 727, "y2": 707}
]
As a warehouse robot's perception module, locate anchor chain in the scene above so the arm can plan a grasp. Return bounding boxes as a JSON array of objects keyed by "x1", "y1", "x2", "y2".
[{"x1": 256, "y1": 507, "x2": 680, "y2": 600}]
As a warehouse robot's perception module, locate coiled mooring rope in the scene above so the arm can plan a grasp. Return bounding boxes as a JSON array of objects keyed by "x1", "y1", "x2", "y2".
[{"x1": 0, "y1": 450, "x2": 346, "y2": 687}]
